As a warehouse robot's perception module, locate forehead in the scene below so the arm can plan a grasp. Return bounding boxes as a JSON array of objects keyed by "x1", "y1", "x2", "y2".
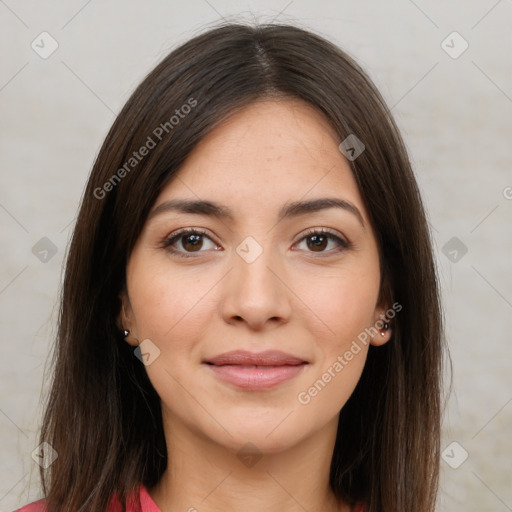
[{"x1": 155, "y1": 98, "x2": 367, "y2": 222}]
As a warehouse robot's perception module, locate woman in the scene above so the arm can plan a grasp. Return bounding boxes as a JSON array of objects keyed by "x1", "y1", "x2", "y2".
[{"x1": 18, "y1": 21, "x2": 444, "y2": 512}]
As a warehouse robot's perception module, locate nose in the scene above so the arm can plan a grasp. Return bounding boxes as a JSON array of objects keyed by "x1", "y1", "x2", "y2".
[{"x1": 220, "y1": 238, "x2": 292, "y2": 331}]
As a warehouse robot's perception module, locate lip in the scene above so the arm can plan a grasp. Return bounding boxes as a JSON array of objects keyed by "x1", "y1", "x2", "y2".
[{"x1": 204, "y1": 350, "x2": 309, "y2": 390}]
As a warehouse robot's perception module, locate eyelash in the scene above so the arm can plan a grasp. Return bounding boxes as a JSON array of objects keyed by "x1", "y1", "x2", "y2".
[{"x1": 161, "y1": 227, "x2": 350, "y2": 259}]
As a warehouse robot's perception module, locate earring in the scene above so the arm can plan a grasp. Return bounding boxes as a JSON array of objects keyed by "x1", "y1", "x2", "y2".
[
  {"x1": 123, "y1": 329, "x2": 130, "y2": 338},
  {"x1": 380, "y1": 322, "x2": 390, "y2": 337}
]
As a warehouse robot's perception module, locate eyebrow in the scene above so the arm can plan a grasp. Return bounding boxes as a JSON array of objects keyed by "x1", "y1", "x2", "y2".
[{"x1": 148, "y1": 197, "x2": 365, "y2": 227}]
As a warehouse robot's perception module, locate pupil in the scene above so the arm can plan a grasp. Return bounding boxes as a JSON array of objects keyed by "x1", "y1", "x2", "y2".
[
  {"x1": 308, "y1": 235, "x2": 326, "y2": 251},
  {"x1": 184, "y1": 234, "x2": 202, "y2": 251}
]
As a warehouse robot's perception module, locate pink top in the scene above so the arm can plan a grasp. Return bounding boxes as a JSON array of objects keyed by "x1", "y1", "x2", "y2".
[
  {"x1": 15, "y1": 485, "x2": 160, "y2": 512},
  {"x1": 15, "y1": 484, "x2": 366, "y2": 511}
]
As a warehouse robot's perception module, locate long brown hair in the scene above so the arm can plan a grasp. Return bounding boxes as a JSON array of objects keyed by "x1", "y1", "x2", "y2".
[{"x1": 38, "y1": 21, "x2": 444, "y2": 512}]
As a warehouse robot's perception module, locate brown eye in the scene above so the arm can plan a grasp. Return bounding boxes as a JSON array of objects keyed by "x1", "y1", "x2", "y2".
[
  {"x1": 180, "y1": 233, "x2": 204, "y2": 252},
  {"x1": 163, "y1": 228, "x2": 219, "y2": 258},
  {"x1": 295, "y1": 228, "x2": 350, "y2": 255},
  {"x1": 306, "y1": 233, "x2": 329, "y2": 252}
]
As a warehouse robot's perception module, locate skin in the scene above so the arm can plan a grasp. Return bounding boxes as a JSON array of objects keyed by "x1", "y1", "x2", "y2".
[{"x1": 119, "y1": 98, "x2": 392, "y2": 512}]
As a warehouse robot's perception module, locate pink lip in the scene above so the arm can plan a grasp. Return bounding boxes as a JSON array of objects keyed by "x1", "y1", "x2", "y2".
[{"x1": 204, "y1": 350, "x2": 308, "y2": 390}]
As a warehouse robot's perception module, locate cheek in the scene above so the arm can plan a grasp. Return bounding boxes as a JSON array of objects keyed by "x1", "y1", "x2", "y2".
[
  {"x1": 294, "y1": 297, "x2": 374, "y2": 420},
  {"x1": 293, "y1": 260, "x2": 380, "y2": 345},
  {"x1": 290, "y1": 261, "x2": 379, "y2": 408},
  {"x1": 126, "y1": 261, "x2": 217, "y2": 415},
  {"x1": 128, "y1": 258, "x2": 216, "y2": 346}
]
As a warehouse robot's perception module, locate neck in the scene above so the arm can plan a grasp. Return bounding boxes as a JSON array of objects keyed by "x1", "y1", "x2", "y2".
[{"x1": 149, "y1": 412, "x2": 350, "y2": 512}]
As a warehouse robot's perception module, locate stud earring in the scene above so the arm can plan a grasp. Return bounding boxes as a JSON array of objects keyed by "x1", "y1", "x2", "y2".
[
  {"x1": 380, "y1": 322, "x2": 390, "y2": 337},
  {"x1": 123, "y1": 329, "x2": 130, "y2": 338}
]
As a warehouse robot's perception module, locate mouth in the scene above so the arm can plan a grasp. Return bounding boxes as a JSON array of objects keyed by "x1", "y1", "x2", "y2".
[{"x1": 203, "y1": 350, "x2": 309, "y2": 390}]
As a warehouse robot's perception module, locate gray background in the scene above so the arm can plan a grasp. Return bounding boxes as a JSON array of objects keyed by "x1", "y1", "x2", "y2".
[{"x1": 1, "y1": 1, "x2": 511, "y2": 511}]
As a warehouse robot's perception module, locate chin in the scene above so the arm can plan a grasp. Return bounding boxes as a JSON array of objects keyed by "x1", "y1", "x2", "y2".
[
  {"x1": 204, "y1": 409, "x2": 315, "y2": 454},
  {"x1": 220, "y1": 428, "x2": 305, "y2": 456}
]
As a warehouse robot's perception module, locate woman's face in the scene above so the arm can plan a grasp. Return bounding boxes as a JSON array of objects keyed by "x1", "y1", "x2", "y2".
[{"x1": 121, "y1": 98, "x2": 390, "y2": 454}]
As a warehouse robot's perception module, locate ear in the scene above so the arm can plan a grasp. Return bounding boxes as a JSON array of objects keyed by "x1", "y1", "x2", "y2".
[
  {"x1": 369, "y1": 304, "x2": 393, "y2": 347},
  {"x1": 117, "y1": 289, "x2": 139, "y2": 347}
]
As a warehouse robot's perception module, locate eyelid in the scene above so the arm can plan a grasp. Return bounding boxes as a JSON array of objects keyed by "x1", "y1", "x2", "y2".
[
  {"x1": 162, "y1": 227, "x2": 220, "y2": 252},
  {"x1": 292, "y1": 227, "x2": 351, "y2": 254},
  {"x1": 166, "y1": 227, "x2": 217, "y2": 243},
  {"x1": 294, "y1": 226, "x2": 349, "y2": 246}
]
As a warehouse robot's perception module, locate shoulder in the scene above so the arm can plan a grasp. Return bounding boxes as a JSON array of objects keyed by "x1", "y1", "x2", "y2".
[
  {"x1": 109, "y1": 484, "x2": 161, "y2": 512},
  {"x1": 14, "y1": 499, "x2": 47, "y2": 512},
  {"x1": 14, "y1": 485, "x2": 160, "y2": 512},
  {"x1": 138, "y1": 485, "x2": 161, "y2": 511}
]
